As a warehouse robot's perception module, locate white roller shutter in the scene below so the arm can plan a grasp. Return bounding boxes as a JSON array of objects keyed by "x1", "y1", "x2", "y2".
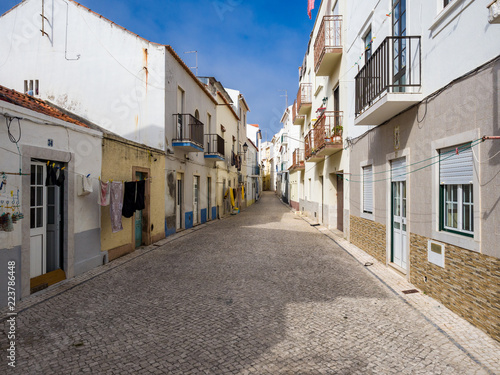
[
  {"x1": 391, "y1": 158, "x2": 407, "y2": 182},
  {"x1": 440, "y1": 144, "x2": 473, "y2": 185},
  {"x1": 363, "y1": 165, "x2": 373, "y2": 213}
]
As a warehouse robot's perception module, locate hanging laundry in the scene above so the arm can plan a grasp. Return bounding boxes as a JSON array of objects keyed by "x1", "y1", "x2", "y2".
[
  {"x1": 135, "y1": 180, "x2": 146, "y2": 211},
  {"x1": 55, "y1": 168, "x2": 65, "y2": 187},
  {"x1": 122, "y1": 181, "x2": 137, "y2": 218},
  {"x1": 98, "y1": 180, "x2": 110, "y2": 206},
  {"x1": 110, "y1": 181, "x2": 123, "y2": 233},
  {"x1": 77, "y1": 174, "x2": 93, "y2": 196},
  {"x1": 46, "y1": 164, "x2": 57, "y2": 186}
]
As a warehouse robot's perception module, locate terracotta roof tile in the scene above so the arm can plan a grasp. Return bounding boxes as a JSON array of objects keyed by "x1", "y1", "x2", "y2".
[{"x1": 0, "y1": 85, "x2": 89, "y2": 128}]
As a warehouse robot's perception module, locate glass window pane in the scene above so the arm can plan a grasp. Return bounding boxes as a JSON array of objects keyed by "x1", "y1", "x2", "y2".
[
  {"x1": 48, "y1": 206, "x2": 55, "y2": 225},
  {"x1": 31, "y1": 187, "x2": 36, "y2": 207},
  {"x1": 463, "y1": 205, "x2": 470, "y2": 231},
  {"x1": 31, "y1": 165, "x2": 35, "y2": 185},
  {"x1": 36, "y1": 207, "x2": 43, "y2": 228},
  {"x1": 37, "y1": 166, "x2": 43, "y2": 185},
  {"x1": 30, "y1": 208, "x2": 36, "y2": 228},
  {"x1": 48, "y1": 187, "x2": 54, "y2": 205},
  {"x1": 37, "y1": 187, "x2": 43, "y2": 206}
]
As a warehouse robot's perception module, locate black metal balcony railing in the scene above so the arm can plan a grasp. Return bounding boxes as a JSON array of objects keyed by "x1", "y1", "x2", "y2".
[
  {"x1": 205, "y1": 134, "x2": 225, "y2": 157},
  {"x1": 173, "y1": 114, "x2": 204, "y2": 147},
  {"x1": 314, "y1": 15, "x2": 342, "y2": 73},
  {"x1": 355, "y1": 36, "x2": 421, "y2": 116}
]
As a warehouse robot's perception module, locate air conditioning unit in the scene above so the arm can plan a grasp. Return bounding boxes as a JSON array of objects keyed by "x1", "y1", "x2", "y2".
[{"x1": 488, "y1": 0, "x2": 500, "y2": 23}]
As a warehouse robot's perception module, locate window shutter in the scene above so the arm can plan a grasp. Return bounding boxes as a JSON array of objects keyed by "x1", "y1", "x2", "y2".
[
  {"x1": 391, "y1": 158, "x2": 407, "y2": 182},
  {"x1": 363, "y1": 165, "x2": 373, "y2": 213},
  {"x1": 440, "y1": 144, "x2": 473, "y2": 185}
]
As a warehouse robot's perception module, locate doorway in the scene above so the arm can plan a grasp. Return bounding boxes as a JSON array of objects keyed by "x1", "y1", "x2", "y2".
[
  {"x1": 319, "y1": 176, "x2": 324, "y2": 223},
  {"x1": 391, "y1": 158, "x2": 407, "y2": 270},
  {"x1": 193, "y1": 176, "x2": 200, "y2": 225},
  {"x1": 337, "y1": 173, "x2": 344, "y2": 231},
  {"x1": 30, "y1": 161, "x2": 65, "y2": 293},
  {"x1": 207, "y1": 177, "x2": 212, "y2": 220},
  {"x1": 176, "y1": 173, "x2": 183, "y2": 230},
  {"x1": 135, "y1": 171, "x2": 144, "y2": 248}
]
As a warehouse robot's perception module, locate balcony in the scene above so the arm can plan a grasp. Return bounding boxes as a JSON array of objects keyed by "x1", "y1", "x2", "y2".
[
  {"x1": 172, "y1": 114, "x2": 204, "y2": 152},
  {"x1": 290, "y1": 148, "x2": 305, "y2": 171},
  {"x1": 355, "y1": 36, "x2": 423, "y2": 126},
  {"x1": 296, "y1": 83, "x2": 312, "y2": 115},
  {"x1": 204, "y1": 134, "x2": 225, "y2": 161},
  {"x1": 313, "y1": 111, "x2": 343, "y2": 157},
  {"x1": 292, "y1": 100, "x2": 305, "y2": 125},
  {"x1": 314, "y1": 15, "x2": 343, "y2": 76},
  {"x1": 305, "y1": 130, "x2": 324, "y2": 163}
]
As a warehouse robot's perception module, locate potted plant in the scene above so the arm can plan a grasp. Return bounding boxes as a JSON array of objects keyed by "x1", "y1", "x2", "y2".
[{"x1": 333, "y1": 125, "x2": 343, "y2": 142}]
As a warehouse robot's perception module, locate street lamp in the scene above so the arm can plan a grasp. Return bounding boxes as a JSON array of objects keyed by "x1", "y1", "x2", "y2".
[{"x1": 243, "y1": 142, "x2": 248, "y2": 154}]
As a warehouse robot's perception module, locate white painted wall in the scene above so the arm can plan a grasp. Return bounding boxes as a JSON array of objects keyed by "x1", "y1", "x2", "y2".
[
  {"x1": 0, "y1": 100, "x2": 102, "y2": 242},
  {"x1": 0, "y1": 0, "x2": 166, "y2": 149}
]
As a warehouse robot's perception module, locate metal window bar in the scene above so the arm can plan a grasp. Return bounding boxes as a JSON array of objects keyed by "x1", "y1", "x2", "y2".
[{"x1": 355, "y1": 36, "x2": 421, "y2": 116}]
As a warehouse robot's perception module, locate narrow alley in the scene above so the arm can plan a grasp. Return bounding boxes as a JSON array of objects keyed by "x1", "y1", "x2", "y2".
[{"x1": 0, "y1": 192, "x2": 493, "y2": 374}]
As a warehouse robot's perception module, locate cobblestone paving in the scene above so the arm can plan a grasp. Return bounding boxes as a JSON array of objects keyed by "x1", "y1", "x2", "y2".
[{"x1": 1, "y1": 192, "x2": 496, "y2": 374}]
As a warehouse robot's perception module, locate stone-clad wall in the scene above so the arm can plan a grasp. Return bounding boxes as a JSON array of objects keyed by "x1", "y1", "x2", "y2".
[
  {"x1": 350, "y1": 216, "x2": 387, "y2": 264},
  {"x1": 410, "y1": 233, "x2": 500, "y2": 342}
]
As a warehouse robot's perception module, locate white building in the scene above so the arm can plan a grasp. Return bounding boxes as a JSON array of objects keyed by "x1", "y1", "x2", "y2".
[
  {"x1": 0, "y1": 85, "x2": 103, "y2": 306},
  {"x1": 296, "y1": 0, "x2": 500, "y2": 341},
  {"x1": 0, "y1": 0, "x2": 221, "y2": 235}
]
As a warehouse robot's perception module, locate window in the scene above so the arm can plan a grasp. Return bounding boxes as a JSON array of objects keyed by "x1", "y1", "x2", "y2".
[
  {"x1": 439, "y1": 144, "x2": 474, "y2": 236},
  {"x1": 364, "y1": 29, "x2": 372, "y2": 63},
  {"x1": 443, "y1": 0, "x2": 452, "y2": 7},
  {"x1": 24, "y1": 80, "x2": 39, "y2": 96},
  {"x1": 363, "y1": 165, "x2": 373, "y2": 214}
]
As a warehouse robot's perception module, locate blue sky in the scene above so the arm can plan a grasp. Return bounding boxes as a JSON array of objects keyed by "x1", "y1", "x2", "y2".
[{"x1": 0, "y1": 0, "x2": 318, "y2": 141}]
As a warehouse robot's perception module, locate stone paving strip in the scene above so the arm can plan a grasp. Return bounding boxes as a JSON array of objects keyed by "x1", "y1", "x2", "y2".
[
  {"x1": 1, "y1": 192, "x2": 499, "y2": 374},
  {"x1": 295, "y1": 208, "x2": 500, "y2": 375}
]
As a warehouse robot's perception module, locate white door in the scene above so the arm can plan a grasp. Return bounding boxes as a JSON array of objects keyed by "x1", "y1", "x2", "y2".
[
  {"x1": 391, "y1": 157, "x2": 407, "y2": 270},
  {"x1": 392, "y1": 181, "x2": 407, "y2": 269},
  {"x1": 30, "y1": 162, "x2": 46, "y2": 278},
  {"x1": 176, "y1": 174, "x2": 183, "y2": 230},
  {"x1": 193, "y1": 176, "x2": 199, "y2": 224}
]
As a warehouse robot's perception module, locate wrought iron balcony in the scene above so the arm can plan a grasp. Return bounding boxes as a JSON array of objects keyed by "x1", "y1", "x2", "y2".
[
  {"x1": 296, "y1": 83, "x2": 312, "y2": 115},
  {"x1": 292, "y1": 100, "x2": 305, "y2": 125},
  {"x1": 314, "y1": 15, "x2": 343, "y2": 76},
  {"x1": 355, "y1": 36, "x2": 422, "y2": 125},
  {"x1": 204, "y1": 134, "x2": 225, "y2": 161},
  {"x1": 290, "y1": 148, "x2": 305, "y2": 171},
  {"x1": 305, "y1": 129, "x2": 324, "y2": 162},
  {"x1": 172, "y1": 114, "x2": 204, "y2": 152},
  {"x1": 313, "y1": 111, "x2": 343, "y2": 157}
]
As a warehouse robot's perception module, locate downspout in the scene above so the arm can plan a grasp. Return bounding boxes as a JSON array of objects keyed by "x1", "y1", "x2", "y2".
[{"x1": 63, "y1": 0, "x2": 81, "y2": 61}]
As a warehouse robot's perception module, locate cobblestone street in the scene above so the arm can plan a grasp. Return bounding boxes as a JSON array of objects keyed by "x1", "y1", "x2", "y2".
[{"x1": 1, "y1": 192, "x2": 498, "y2": 374}]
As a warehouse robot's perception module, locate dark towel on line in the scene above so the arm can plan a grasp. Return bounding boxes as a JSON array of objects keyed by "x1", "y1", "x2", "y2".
[{"x1": 122, "y1": 181, "x2": 136, "y2": 218}]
